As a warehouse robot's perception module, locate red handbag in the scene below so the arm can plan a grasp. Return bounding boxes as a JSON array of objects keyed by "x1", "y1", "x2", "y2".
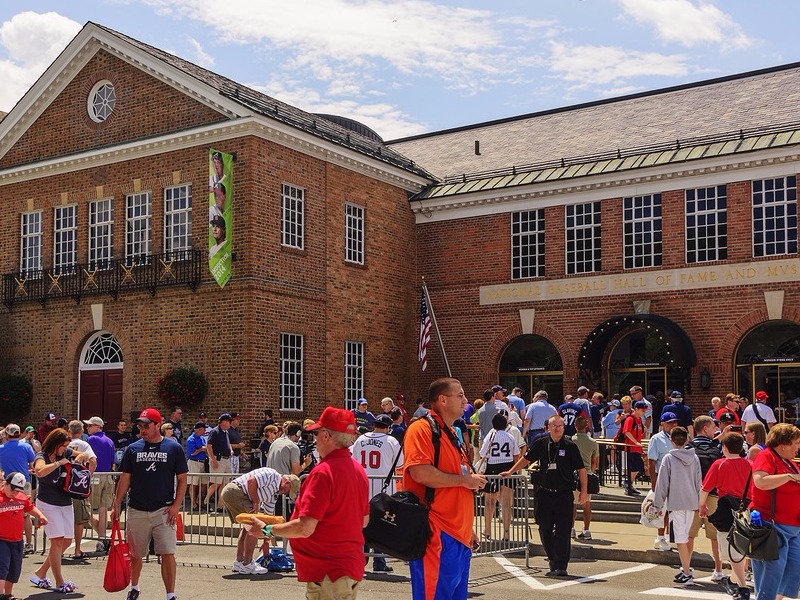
[{"x1": 103, "y1": 519, "x2": 131, "y2": 592}]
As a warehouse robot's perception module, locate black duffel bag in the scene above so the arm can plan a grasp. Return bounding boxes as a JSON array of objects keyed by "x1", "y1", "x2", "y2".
[
  {"x1": 574, "y1": 471, "x2": 600, "y2": 495},
  {"x1": 363, "y1": 489, "x2": 431, "y2": 562},
  {"x1": 726, "y1": 471, "x2": 779, "y2": 562}
]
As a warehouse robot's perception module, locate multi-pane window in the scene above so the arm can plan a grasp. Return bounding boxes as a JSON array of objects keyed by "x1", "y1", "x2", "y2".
[
  {"x1": 280, "y1": 333, "x2": 304, "y2": 411},
  {"x1": 345, "y1": 203, "x2": 364, "y2": 264},
  {"x1": 686, "y1": 185, "x2": 727, "y2": 263},
  {"x1": 89, "y1": 199, "x2": 114, "y2": 269},
  {"x1": 344, "y1": 341, "x2": 364, "y2": 410},
  {"x1": 565, "y1": 202, "x2": 601, "y2": 274},
  {"x1": 511, "y1": 210, "x2": 545, "y2": 279},
  {"x1": 164, "y1": 185, "x2": 192, "y2": 257},
  {"x1": 281, "y1": 183, "x2": 305, "y2": 249},
  {"x1": 126, "y1": 192, "x2": 152, "y2": 264},
  {"x1": 753, "y1": 176, "x2": 798, "y2": 257},
  {"x1": 54, "y1": 205, "x2": 78, "y2": 274},
  {"x1": 20, "y1": 211, "x2": 42, "y2": 276},
  {"x1": 623, "y1": 194, "x2": 662, "y2": 269}
]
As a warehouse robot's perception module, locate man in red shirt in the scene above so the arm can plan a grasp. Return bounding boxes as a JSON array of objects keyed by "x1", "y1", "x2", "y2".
[
  {"x1": 246, "y1": 408, "x2": 368, "y2": 600},
  {"x1": 622, "y1": 401, "x2": 648, "y2": 496},
  {"x1": 716, "y1": 394, "x2": 742, "y2": 426}
]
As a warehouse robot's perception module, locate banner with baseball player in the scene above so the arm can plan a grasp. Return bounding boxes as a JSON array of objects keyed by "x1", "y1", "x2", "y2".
[{"x1": 208, "y1": 149, "x2": 233, "y2": 288}]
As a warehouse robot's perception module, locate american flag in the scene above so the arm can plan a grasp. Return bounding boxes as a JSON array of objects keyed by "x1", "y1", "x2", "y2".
[{"x1": 418, "y1": 289, "x2": 432, "y2": 372}]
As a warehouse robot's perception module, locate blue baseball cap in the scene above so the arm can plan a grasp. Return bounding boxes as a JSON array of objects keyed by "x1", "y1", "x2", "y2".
[{"x1": 660, "y1": 412, "x2": 678, "y2": 423}]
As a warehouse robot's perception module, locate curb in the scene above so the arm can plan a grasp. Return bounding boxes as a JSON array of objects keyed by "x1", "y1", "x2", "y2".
[{"x1": 524, "y1": 543, "x2": 716, "y2": 568}]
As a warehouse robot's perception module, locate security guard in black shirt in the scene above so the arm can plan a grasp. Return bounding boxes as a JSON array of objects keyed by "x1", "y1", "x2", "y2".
[{"x1": 501, "y1": 415, "x2": 586, "y2": 577}]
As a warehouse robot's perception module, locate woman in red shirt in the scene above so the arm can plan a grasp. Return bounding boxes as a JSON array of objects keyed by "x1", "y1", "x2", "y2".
[{"x1": 749, "y1": 423, "x2": 800, "y2": 600}]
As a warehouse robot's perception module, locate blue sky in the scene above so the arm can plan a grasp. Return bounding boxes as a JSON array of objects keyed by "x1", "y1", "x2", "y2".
[{"x1": 0, "y1": 1, "x2": 797, "y2": 140}]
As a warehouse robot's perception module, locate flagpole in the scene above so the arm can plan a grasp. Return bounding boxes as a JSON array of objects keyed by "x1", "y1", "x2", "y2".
[{"x1": 422, "y1": 278, "x2": 451, "y2": 377}]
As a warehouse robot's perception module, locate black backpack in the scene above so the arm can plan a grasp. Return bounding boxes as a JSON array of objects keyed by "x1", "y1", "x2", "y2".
[
  {"x1": 689, "y1": 437, "x2": 722, "y2": 477},
  {"x1": 614, "y1": 414, "x2": 639, "y2": 443}
]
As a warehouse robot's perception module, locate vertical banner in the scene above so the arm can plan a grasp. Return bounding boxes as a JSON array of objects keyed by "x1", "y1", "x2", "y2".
[{"x1": 208, "y1": 149, "x2": 233, "y2": 288}]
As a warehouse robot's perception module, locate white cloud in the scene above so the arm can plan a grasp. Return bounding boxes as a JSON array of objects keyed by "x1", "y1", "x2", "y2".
[
  {"x1": 548, "y1": 41, "x2": 690, "y2": 90},
  {"x1": 618, "y1": 0, "x2": 753, "y2": 50},
  {"x1": 0, "y1": 11, "x2": 81, "y2": 110},
  {"x1": 186, "y1": 36, "x2": 214, "y2": 68}
]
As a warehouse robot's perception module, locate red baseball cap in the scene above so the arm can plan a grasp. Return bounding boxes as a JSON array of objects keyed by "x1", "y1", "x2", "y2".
[
  {"x1": 755, "y1": 391, "x2": 768, "y2": 400},
  {"x1": 305, "y1": 407, "x2": 357, "y2": 434},
  {"x1": 137, "y1": 408, "x2": 163, "y2": 424}
]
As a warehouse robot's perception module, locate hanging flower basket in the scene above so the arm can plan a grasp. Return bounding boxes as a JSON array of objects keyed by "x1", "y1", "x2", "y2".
[{"x1": 155, "y1": 367, "x2": 208, "y2": 409}]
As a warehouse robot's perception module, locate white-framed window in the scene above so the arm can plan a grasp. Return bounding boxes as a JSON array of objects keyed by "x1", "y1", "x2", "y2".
[
  {"x1": 344, "y1": 341, "x2": 364, "y2": 410},
  {"x1": 565, "y1": 201, "x2": 601, "y2": 274},
  {"x1": 753, "y1": 176, "x2": 798, "y2": 257},
  {"x1": 623, "y1": 194, "x2": 662, "y2": 269},
  {"x1": 54, "y1": 204, "x2": 78, "y2": 275},
  {"x1": 89, "y1": 198, "x2": 114, "y2": 269},
  {"x1": 686, "y1": 185, "x2": 727, "y2": 263},
  {"x1": 345, "y1": 203, "x2": 364, "y2": 265},
  {"x1": 20, "y1": 211, "x2": 43, "y2": 276},
  {"x1": 87, "y1": 80, "x2": 116, "y2": 123},
  {"x1": 280, "y1": 333, "x2": 304, "y2": 411},
  {"x1": 511, "y1": 210, "x2": 545, "y2": 279},
  {"x1": 164, "y1": 185, "x2": 192, "y2": 257},
  {"x1": 126, "y1": 192, "x2": 152, "y2": 265},
  {"x1": 281, "y1": 183, "x2": 304, "y2": 249}
]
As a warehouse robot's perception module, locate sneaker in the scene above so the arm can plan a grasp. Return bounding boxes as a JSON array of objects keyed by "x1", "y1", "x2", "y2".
[
  {"x1": 674, "y1": 570, "x2": 694, "y2": 585},
  {"x1": 232, "y1": 560, "x2": 246, "y2": 573},
  {"x1": 126, "y1": 589, "x2": 141, "y2": 600},
  {"x1": 570, "y1": 527, "x2": 576, "y2": 539},
  {"x1": 629, "y1": 487, "x2": 642, "y2": 496},
  {"x1": 732, "y1": 586, "x2": 751, "y2": 600},
  {"x1": 96, "y1": 541, "x2": 106, "y2": 553},
  {"x1": 577, "y1": 530, "x2": 592, "y2": 540},
  {"x1": 23, "y1": 543, "x2": 33, "y2": 554},
  {"x1": 30, "y1": 575, "x2": 53, "y2": 589},
  {"x1": 711, "y1": 571, "x2": 726, "y2": 583},
  {"x1": 654, "y1": 537, "x2": 672, "y2": 551},
  {"x1": 745, "y1": 569, "x2": 753, "y2": 583},
  {"x1": 373, "y1": 564, "x2": 394, "y2": 573},
  {"x1": 240, "y1": 561, "x2": 270, "y2": 575}
]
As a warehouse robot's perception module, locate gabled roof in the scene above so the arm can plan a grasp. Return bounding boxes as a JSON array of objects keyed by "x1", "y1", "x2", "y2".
[
  {"x1": 0, "y1": 22, "x2": 432, "y2": 181},
  {"x1": 388, "y1": 62, "x2": 800, "y2": 182}
]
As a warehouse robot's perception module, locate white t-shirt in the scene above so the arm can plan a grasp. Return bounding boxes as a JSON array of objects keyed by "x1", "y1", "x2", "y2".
[
  {"x1": 741, "y1": 402, "x2": 777, "y2": 427},
  {"x1": 351, "y1": 432, "x2": 403, "y2": 497},
  {"x1": 68, "y1": 438, "x2": 97, "y2": 461},
  {"x1": 480, "y1": 429, "x2": 520, "y2": 465}
]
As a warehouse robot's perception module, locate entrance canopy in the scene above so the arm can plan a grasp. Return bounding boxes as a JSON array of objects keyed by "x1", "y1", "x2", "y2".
[{"x1": 579, "y1": 314, "x2": 697, "y2": 376}]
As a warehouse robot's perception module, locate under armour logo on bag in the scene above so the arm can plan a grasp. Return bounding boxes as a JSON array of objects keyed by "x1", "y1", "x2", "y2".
[{"x1": 381, "y1": 510, "x2": 397, "y2": 525}]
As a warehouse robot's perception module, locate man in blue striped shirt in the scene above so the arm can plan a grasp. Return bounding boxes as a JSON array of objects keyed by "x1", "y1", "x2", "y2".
[{"x1": 220, "y1": 467, "x2": 300, "y2": 575}]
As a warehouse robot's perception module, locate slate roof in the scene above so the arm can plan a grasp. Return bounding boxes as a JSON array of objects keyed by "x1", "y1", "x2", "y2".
[
  {"x1": 387, "y1": 63, "x2": 800, "y2": 183},
  {"x1": 93, "y1": 23, "x2": 432, "y2": 180}
]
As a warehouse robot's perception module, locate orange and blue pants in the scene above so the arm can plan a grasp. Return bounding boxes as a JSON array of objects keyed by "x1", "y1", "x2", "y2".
[{"x1": 410, "y1": 529, "x2": 471, "y2": 600}]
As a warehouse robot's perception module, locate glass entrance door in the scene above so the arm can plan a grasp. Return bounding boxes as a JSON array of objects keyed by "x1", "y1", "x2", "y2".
[
  {"x1": 608, "y1": 368, "x2": 666, "y2": 398},
  {"x1": 736, "y1": 363, "x2": 800, "y2": 424}
]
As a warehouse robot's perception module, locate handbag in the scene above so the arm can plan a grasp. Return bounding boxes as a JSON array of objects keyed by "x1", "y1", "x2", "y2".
[
  {"x1": 103, "y1": 519, "x2": 131, "y2": 592},
  {"x1": 62, "y1": 462, "x2": 91, "y2": 499},
  {"x1": 574, "y1": 472, "x2": 600, "y2": 495},
  {"x1": 727, "y1": 469, "x2": 779, "y2": 562}
]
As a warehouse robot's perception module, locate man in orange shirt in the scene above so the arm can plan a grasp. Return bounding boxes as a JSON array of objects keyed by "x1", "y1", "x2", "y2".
[{"x1": 403, "y1": 378, "x2": 486, "y2": 600}]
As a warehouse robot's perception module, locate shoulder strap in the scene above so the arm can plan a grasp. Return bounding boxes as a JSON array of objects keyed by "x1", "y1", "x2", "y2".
[
  {"x1": 381, "y1": 443, "x2": 404, "y2": 493},
  {"x1": 751, "y1": 403, "x2": 769, "y2": 430},
  {"x1": 423, "y1": 414, "x2": 442, "y2": 505}
]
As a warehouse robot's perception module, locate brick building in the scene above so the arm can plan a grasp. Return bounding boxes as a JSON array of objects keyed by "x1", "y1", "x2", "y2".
[
  {"x1": 389, "y1": 63, "x2": 800, "y2": 423},
  {"x1": 0, "y1": 23, "x2": 430, "y2": 434}
]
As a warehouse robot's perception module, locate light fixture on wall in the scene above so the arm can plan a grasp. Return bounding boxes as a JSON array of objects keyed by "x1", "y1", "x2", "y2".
[{"x1": 700, "y1": 367, "x2": 711, "y2": 390}]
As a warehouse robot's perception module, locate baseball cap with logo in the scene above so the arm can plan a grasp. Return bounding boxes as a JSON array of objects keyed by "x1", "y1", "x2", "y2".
[
  {"x1": 670, "y1": 391, "x2": 683, "y2": 401},
  {"x1": 136, "y1": 408, "x2": 163, "y2": 424},
  {"x1": 83, "y1": 416, "x2": 104, "y2": 428},
  {"x1": 305, "y1": 407, "x2": 357, "y2": 434},
  {"x1": 755, "y1": 391, "x2": 768, "y2": 400},
  {"x1": 5, "y1": 472, "x2": 25, "y2": 491},
  {"x1": 373, "y1": 414, "x2": 393, "y2": 428},
  {"x1": 24, "y1": 426, "x2": 35, "y2": 433},
  {"x1": 660, "y1": 412, "x2": 678, "y2": 423},
  {"x1": 47, "y1": 413, "x2": 57, "y2": 421},
  {"x1": 357, "y1": 398, "x2": 368, "y2": 405},
  {"x1": 634, "y1": 400, "x2": 648, "y2": 410},
  {"x1": 4, "y1": 424, "x2": 20, "y2": 436},
  {"x1": 719, "y1": 412, "x2": 737, "y2": 422}
]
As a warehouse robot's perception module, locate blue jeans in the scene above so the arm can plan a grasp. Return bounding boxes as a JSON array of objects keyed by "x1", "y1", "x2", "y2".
[{"x1": 752, "y1": 522, "x2": 800, "y2": 600}]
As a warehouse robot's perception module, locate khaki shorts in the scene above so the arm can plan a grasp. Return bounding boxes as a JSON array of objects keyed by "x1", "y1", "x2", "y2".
[
  {"x1": 91, "y1": 476, "x2": 115, "y2": 510},
  {"x1": 689, "y1": 495, "x2": 718, "y2": 539},
  {"x1": 187, "y1": 459, "x2": 206, "y2": 484},
  {"x1": 72, "y1": 497, "x2": 91, "y2": 525},
  {"x1": 573, "y1": 490, "x2": 591, "y2": 505},
  {"x1": 220, "y1": 482, "x2": 251, "y2": 523},
  {"x1": 210, "y1": 457, "x2": 231, "y2": 483},
  {"x1": 126, "y1": 506, "x2": 176, "y2": 557},
  {"x1": 306, "y1": 576, "x2": 360, "y2": 600}
]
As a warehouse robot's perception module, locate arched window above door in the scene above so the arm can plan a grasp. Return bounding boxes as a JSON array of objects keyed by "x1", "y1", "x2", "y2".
[{"x1": 80, "y1": 332, "x2": 123, "y2": 370}]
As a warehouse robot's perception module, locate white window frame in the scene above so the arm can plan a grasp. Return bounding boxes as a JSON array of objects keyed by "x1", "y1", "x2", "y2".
[
  {"x1": 345, "y1": 203, "x2": 364, "y2": 265},
  {"x1": 344, "y1": 341, "x2": 364, "y2": 410},
  {"x1": 623, "y1": 194, "x2": 662, "y2": 269},
  {"x1": 164, "y1": 184, "x2": 192, "y2": 257},
  {"x1": 281, "y1": 183, "x2": 305, "y2": 249},
  {"x1": 20, "y1": 210, "x2": 43, "y2": 277},
  {"x1": 54, "y1": 204, "x2": 78, "y2": 275},
  {"x1": 686, "y1": 185, "x2": 728, "y2": 264},
  {"x1": 125, "y1": 191, "x2": 152, "y2": 265},
  {"x1": 89, "y1": 198, "x2": 114, "y2": 269},
  {"x1": 280, "y1": 333, "x2": 304, "y2": 412},
  {"x1": 511, "y1": 210, "x2": 545, "y2": 279},
  {"x1": 565, "y1": 201, "x2": 601, "y2": 274},
  {"x1": 752, "y1": 176, "x2": 798, "y2": 258}
]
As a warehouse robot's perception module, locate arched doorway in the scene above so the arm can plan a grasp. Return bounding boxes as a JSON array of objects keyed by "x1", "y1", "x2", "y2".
[
  {"x1": 735, "y1": 320, "x2": 800, "y2": 424},
  {"x1": 78, "y1": 332, "x2": 123, "y2": 427},
  {"x1": 499, "y1": 334, "x2": 563, "y2": 405}
]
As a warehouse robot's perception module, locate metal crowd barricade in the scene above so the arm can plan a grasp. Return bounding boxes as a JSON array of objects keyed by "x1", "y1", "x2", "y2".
[{"x1": 472, "y1": 473, "x2": 530, "y2": 566}]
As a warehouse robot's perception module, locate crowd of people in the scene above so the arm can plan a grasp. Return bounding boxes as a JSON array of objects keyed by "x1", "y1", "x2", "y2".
[{"x1": 0, "y1": 383, "x2": 795, "y2": 600}]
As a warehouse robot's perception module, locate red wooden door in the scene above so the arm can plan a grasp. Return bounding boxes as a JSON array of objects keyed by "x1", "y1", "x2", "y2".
[{"x1": 79, "y1": 368, "x2": 123, "y2": 429}]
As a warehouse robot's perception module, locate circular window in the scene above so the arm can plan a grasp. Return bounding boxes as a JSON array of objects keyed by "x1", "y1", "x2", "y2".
[{"x1": 87, "y1": 80, "x2": 116, "y2": 123}]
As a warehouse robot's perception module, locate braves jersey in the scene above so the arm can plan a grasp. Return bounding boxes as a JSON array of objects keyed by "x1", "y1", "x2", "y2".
[
  {"x1": 350, "y1": 432, "x2": 403, "y2": 497},
  {"x1": 480, "y1": 429, "x2": 520, "y2": 465}
]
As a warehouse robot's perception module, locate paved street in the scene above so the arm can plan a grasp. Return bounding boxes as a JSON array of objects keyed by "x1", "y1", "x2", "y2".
[{"x1": 15, "y1": 544, "x2": 741, "y2": 600}]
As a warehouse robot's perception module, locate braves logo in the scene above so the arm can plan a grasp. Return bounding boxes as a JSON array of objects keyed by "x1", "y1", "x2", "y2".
[
  {"x1": 73, "y1": 470, "x2": 90, "y2": 490},
  {"x1": 381, "y1": 510, "x2": 397, "y2": 525}
]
